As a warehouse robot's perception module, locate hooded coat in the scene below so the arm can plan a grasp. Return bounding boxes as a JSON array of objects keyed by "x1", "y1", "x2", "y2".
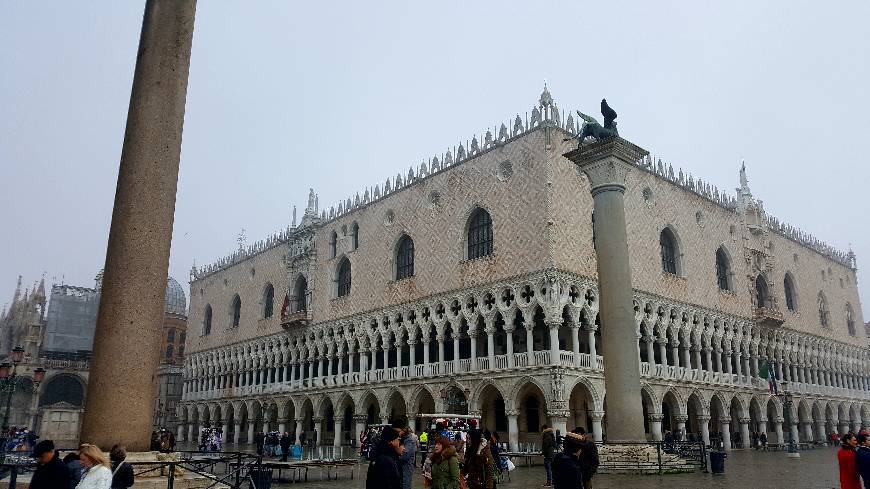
[
  {"x1": 541, "y1": 428, "x2": 556, "y2": 459},
  {"x1": 366, "y1": 440, "x2": 402, "y2": 489},
  {"x1": 430, "y1": 444, "x2": 460, "y2": 489},
  {"x1": 463, "y1": 439, "x2": 494, "y2": 489},
  {"x1": 29, "y1": 453, "x2": 72, "y2": 489}
]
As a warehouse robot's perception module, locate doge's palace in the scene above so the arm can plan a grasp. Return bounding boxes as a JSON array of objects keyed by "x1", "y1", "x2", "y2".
[{"x1": 179, "y1": 88, "x2": 868, "y2": 452}]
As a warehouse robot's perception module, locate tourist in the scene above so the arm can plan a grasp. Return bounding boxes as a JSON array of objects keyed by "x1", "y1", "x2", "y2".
[
  {"x1": 839, "y1": 434, "x2": 861, "y2": 489},
  {"x1": 149, "y1": 431, "x2": 160, "y2": 451},
  {"x1": 551, "y1": 432, "x2": 584, "y2": 489},
  {"x1": 254, "y1": 431, "x2": 265, "y2": 456},
  {"x1": 109, "y1": 445, "x2": 134, "y2": 489},
  {"x1": 855, "y1": 434, "x2": 870, "y2": 489},
  {"x1": 463, "y1": 429, "x2": 495, "y2": 489},
  {"x1": 419, "y1": 429, "x2": 430, "y2": 467},
  {"x1": 427, "y1": 436, "x2": 459, "y2": 489},
  {"x1": 572, "y1": 427, "x2": 598, "y2": 489},
  {"x1": 29, "y1": 440, "x2": 72, "y2": 489},
  {"x1": 76, "y1": 443, "x2": 113, "y2": 489},
  {"x1": 393, "y1": 418, "x2": 418, "y2": 489},
  {"x1": 299, "y1": 430, "x2": 308, "y2": 449},
  {"x1": 64, "y1": 451, "x2": 85, "y2": 488},
  {"x1": 541, "y1": 424, "x2": 556, "y2": 486},
  {"x1": 280, "y1": 432, "x2": 292, "y2": 462},
  {"x1": 366, "y1": 426, "x2": 404, "y2": 489},
  {"x1": 760, "y1": 431, "x2": 768, "y2": 448}
]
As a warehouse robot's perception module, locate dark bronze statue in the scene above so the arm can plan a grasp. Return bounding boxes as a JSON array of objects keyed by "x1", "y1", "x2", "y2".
[{"x1": 566, "y1": 98, "x2": 619, "y2": 147}]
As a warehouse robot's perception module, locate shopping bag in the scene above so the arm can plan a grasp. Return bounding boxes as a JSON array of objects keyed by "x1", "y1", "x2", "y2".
[
  {"x1": 275, "y1": 446, "x2": 282, "y2": 457},
  {"x1": 505, "y1": 458, "x2": 516, "y2": 472}
]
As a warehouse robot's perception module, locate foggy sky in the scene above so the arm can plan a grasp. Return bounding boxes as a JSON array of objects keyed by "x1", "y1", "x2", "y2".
[{"x1": 1, "y1": 1, "x2": 868, "y2": 322}]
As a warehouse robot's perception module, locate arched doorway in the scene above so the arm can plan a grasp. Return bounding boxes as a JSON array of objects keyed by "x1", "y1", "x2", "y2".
[
  {"x1": 478, "y1": 384, "x2": 508, "y2": 437},
  {"x1": 515, "y1": 381, "x2": 547, "y2": 446},
  {"x1": 442, "y1": 386, "x2": 468, "y2": 415},
  {"x1": 568, "y1": 381, "x2": 595, "y2": 435}
]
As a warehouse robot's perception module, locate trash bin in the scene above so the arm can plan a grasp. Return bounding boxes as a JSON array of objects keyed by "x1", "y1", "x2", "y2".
[
  {"x1": 248, "y1": 467, "x2": 273, "y2": 489},
  {"x1": 710, "y1": 451, "x2": 727, "y2": 474}
]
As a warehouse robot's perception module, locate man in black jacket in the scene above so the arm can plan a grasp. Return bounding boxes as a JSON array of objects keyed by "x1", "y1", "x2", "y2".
[
  {"x1": 366, "y1": 425, "x2": 404, "y2": 489},
  {"x1": 551, "y1": 432, "x2": 584, "y2": 489},
  {"x1": 571, "y1": 427, "x2": 599, "y2": 489},
  {"x1": 280, "y1": 432, "x2": 292, "y2": 462},
  {"x1": 29, "y1": 440, "x2": 72, "y2": 489},
  {"x1": 541, "y1": 424, "x2": 556, "y2": 486}
]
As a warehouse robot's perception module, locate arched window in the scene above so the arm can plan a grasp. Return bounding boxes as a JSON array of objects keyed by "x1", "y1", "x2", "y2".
[
  {"x1": 179, "y1": 332, "x2": 186, "y2": 344},
  {"x1": 263, "y1": 283, "x2": 275, "y2": 319},
  {"x1": 167, "y1": 328, "x2": 176, "y2": 344},
  {"x1": 165, "y1": 344, "x2": 174, "y2": 359},
  {"x1": 337, "y1": 258, "x2": 352, "y2": 297},
  {"x1": 818, "y1": 293, "x2": 829, "y2": 328},
  {"x1": 203, "y1": 304, "x2": 212, "y2": 335},
  {"x1": 715, "y1": 247, "x2": 731, "y2": 291},
  {"x1": 396, "y1": 235, "x2": 415, "y2": 280},
  {"x1": 846, "y1": 304, "x2": 856, "y2": 336},
  {"x1": 294, "y1": 276, "x2": 308, "y2": 312},
  {"x1": 755, "y1": 275, "x2": 769, "y2": 308},
  {"x1": 352, "y1": 223, "x2": 359, "y2": 250},
  {"x1": 330, "y1": 231, "x2": 338, "y2": 258},
  {"x1": 660, "y1": 228, "x2": 679, "y2": 275},
  {"x1": 467, "y1": 208, "x2": 493, "y2": 259},
  {"x1": 231, "y1": 294, "x2": 241, "y2": 327},
  {"x1": 178, "y1": 344, "x2": 185, "y2": 358},
  {"x1": 783, "y1": 273, "x2": 797, "y2": 311}
]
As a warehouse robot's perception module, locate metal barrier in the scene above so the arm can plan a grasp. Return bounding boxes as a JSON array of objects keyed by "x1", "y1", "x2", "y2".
[{"x1": 1, "y1": 450, "x2": 267, "y2": 489}]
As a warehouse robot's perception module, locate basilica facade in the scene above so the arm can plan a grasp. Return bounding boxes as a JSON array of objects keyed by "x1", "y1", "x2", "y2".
[{"x1": 180, "y1": 89, "x2": 868, "y2": 451}]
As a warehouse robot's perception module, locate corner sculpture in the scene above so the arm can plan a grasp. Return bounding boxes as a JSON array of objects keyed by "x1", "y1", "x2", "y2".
[{"x1": 567, "y1": 98, "x2": 619, "y2": 147}]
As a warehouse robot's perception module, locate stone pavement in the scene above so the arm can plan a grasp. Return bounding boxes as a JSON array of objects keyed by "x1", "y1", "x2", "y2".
[{"x1": 262, "y1": 447, "x2": 843, "y2": 489}]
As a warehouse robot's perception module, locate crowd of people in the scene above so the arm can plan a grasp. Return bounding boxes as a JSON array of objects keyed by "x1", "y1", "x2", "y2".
[
  {"x1": 363, "y1": 417, "x2": 599, "y2": 489},
  {"x1": 28, "y1": 440, "x2": 134, "y2": 489},
  {"x1": 148, "y1": 429, "x2": 177, "y2": 452},
  {"x1": 3, "y1": 426, "x2": 38, "y2": 453}
]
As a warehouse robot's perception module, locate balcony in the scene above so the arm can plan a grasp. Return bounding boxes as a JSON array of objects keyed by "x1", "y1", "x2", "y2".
[
  {"x1": 280, "y1": 310, "x2": 309, "y2": 330},
  {"x1": 754, "y1": 306, "x2": 785, "y2": 328}
]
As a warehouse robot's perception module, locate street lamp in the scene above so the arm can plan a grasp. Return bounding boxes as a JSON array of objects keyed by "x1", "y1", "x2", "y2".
[
  {"x1": 775, "y1": 381, "x2": 800, "y2": 458},
  {"x1": 0, "y1": 346, "x2": 45, "y2": 462}
]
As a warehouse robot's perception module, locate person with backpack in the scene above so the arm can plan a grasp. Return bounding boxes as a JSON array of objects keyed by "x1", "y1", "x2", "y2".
[{"x1": 463, "y1": 429, "x2": 494, "y2": 489}]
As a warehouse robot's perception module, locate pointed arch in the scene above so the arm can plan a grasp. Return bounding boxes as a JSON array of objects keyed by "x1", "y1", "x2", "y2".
[
  {"x1": 659, "y1": 226, "x2": 682, "y2": 275},
  {"x1": 203, "y1": 304, "x2": 213, "y2": 335},
  {"x1": 336, "y1": 257, "x2": 352, "y2": 297},
  {"x1": 466, "y1": 207, "x2": 493, "y2": 260},
  {"x1": 783, "y1": 272, "x2": 798, "y2": 311},
  {"x1": 262, "y1": 282, "x2": 275, "y2": 319},
  {"x1": 818, "y1": 292, "x2": 829, "y2": 328},
  {"x1": 230, "y1": 294, "x2": 241, "y2": 328},
  {"x1": 715, "y1": 245, "x2": 733, "y2": 291},
  {"x1": 395, "y1": 234, "x2": 415, "y2": 280}
]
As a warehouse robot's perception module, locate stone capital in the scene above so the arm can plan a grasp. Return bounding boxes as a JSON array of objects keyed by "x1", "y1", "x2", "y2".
[
  {"x1": 648, "y1": 414, "x2": 664, "y2": 423},
  {"x1": 353, "y1": 414, "x2": 368, "y2": 423},
  {"x1": 505, "y1": 410, "x2": 519, "y2": 417},
  {"x1": 563, "y1": 137, "x2": 648, "y2": 197},
  {"x1": 696, "y1": 415, "x2": 711, "y2": 422},
  {"x1": 673, "y1": 415, "x2": 689, "y2": 423},
  {"x1": 590, "y1": 411, "x2": 605, "y2": 422},
  {"x1": 739, "y1": 417, "x2": 751, "y2": 425}
]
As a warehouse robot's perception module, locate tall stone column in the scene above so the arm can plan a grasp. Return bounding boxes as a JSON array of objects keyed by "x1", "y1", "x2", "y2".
[
  {"x1": 507, "y1": 410, "x2": 519, "y2": 451},
  {"x1": 469, "y1": 332, "x2": 478, "y2": 371},
  {"x1": 79, "y1": 0, "x2": 196, "y2": 451},
  {"x1": 187, "y1": 424, "x2": 195, "y2": 445},
  {"x1": 548, "y1": 322, "x2": 561, "y2": 366},
  {"x1": 649, "y1": 414, "x2": 663, "y2": 441},
  {"x1": 590, "y1": 412, "x2": 605, "y2": 442},
  {"x1": 564, "y1": 138, "x2": 648, "y2": 442},
  {"x1": 525, "y1": 325, "x2": 535, "y2": 366},
  {"x1": 739, "y1": 418, "x2": 751, "y2": 448},
  {"x1": 674, "y1": 415, "x2": 688, "y2": 438},
  {"x1": 334, "y1": 419, "x2": 343, "y2": 447},
  {"x1": 486, "y1": 323, "x2": 496, "y2": 369},
  {"x1": 774, "y1": 418, "x2": 785, "y2": 445},
  {"x1": 505, "y1": 328, "x2": 515, "y2": 368},
  {"x1": 698, "y1": 415, "x2": 711, "y2": 446},
  {"x1": 587, "y1": 327, "x2": 597, "y2": 358},
  {"x1": 720, "y1": 422, "x2": 732, "y2": 451},
  {"x1": 234, "y1": 423, "x2": 241, "y2": 445},
  {"x1": 354, "y1": 415, "x2": 367, "y2": 447},
  {"x1": 176, "y1": 424, "x2": 185, "y2": 443},
  {"x1": 295, "y1": 419, "x2": 304, "y2": 446}
]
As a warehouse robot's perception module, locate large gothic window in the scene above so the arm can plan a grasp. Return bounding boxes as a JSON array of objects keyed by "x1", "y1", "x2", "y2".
[
  {"x1": 660, "y1": 228, "x2": 678, "y2": 275},
  {"x1": 755, "y1": 275, "x2": 769, "y2": 308},
  {"x1": 203, "y1": 305, "x2": 212, "y2": 335},
  {"x1": 396, "y1": 235, "x2": 415, "y2": 280},
  {"x1": 231, "y1": 294, "x2": 241, "y2": 328},
  {"x1": 337, "y1": 258, "x2": 352, "y2": 297},
  {"x1": 846, "y1": 303, "x2": 856, "y2": 336},
  {"x1": 715, "y1": 247, "x2": 731, "y2": 291},
  {"x1": 352, "y1": 223, "x2": 359, "y2": 250},
  {"x1": 263, "y1": 283, "x2": 275, "y2": 319},
  {"x1": 467, "y1": 208, "x2": 493, "y2": 260},
  {"x1": 294, "y1": 276, "x2": 308, "y2": 312},
  {"x1": 783, "y1": 273, "x2": 797, "y2": 311},
  {"x1": 818, "y1": 293, "x2": 829, "y2": 328},
  {"x1": 330, "y1": 231, "x2": 338, "y2": 258}
]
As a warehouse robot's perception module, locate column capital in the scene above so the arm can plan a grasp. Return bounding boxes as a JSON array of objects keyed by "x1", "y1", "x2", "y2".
[
  {"x1": 353, "y1": 414, "x2": 368, "y2": 423},
  {"x1": 563, "y1": 137, "x2": 648, "y2": 196},
  {"x1": 505, "y1": 410, "x2": 520, "y2": 417},
  {"x1": 696, "y1": 414, "x2": 711, "y2": 422},
  {"x1": 674, "y1": 414, "x2": 689, "y2": 423},
  {"x1": 590, "y1": 411, "x2": 605, "y2": 422},
  {"x1": 648, "y1": 414, "x2": 664, "y2": 423},
  {"x1": 739, "y1": 417, "x2": 751, "y2": 425}
]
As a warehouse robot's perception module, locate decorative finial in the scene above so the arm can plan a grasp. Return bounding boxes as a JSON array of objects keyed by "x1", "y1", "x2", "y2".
[{"x1": 237, "y1": 229, "x2": 246, "y2": 251}]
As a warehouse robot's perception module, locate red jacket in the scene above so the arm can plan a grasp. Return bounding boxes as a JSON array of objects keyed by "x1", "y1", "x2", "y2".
[{"x1": 839, "y1": 447, "x2": 861, "y2": 489}]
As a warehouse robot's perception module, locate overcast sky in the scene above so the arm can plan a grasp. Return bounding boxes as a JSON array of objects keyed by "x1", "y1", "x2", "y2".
[{"x1": 1, "y1": 1, "x2": 868, "y2": 320}]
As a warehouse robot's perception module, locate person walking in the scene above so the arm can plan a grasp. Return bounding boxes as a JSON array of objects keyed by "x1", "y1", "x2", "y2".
[
  {"x1": 64, "y1": 452, "x2": 85, "y2": 489},
  {"x1": 254, "y1": 431, "x2": 265, "y2": 456},
  {"x1": 76, "y1": 443, "x2": 113, "y2": 489},
  {"x1": 280, "y1": 432, "x2": 292, "y2": 462},
  {"x1": 109, "y1": 445, "x2": 134, "y2": 489},
  {"x1": 366, "y1": 426, "x2": 404, "y2": 489},
  {"x1": 29, "y1": 440, "x2": 72, "y2": 489},
  {"x1": 463, "y1": 429, "x2": 495, "y2": 489},
  {"x1": 393, "y1": 418, "x2": 418, "y2": 489},
  {"x1": 839, "y1": 434, "x2": 861, "y2": 489},
  {"x1": 428, "y1": 436, "x2": 460, "y2": 489},
  {"x1": 551, "y1": 432, "x2": 584, "y2": 489},
  {"x1": 571, "y1": 428, "x2": 598, "y2": 489},
  {"x1": 855, "y1": 434, "x2": 870, "y2": 489},
  {"x1": 541, "y1": 424, "x2": 556, "y2": 486}
]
